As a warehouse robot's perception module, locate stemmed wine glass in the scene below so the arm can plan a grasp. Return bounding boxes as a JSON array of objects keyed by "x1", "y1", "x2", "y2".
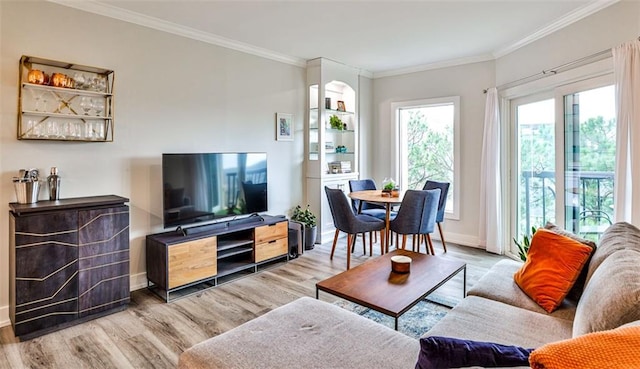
[
  {"x1": 29, "y1": 89, "x2": 43, "y2": 111},
  {"x1": 94, "y1": 76, "x2": 107, "y2": 92},
  {"x1": 73, "y1": 73, "x2": 86, "y2": 90},
  {"x1": 92, "y1": 98, "x2": 104, "y2": 117},
  {"x1": 80, "y1": 96, "x2": 92, "y2": 115},
  {"x1": 41, "y1": 91, "x2": 50, "y2": 113}
]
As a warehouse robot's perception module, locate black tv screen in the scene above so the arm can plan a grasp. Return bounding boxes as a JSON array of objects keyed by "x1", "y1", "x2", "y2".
[{"x1": 162, "y1": 152, "x2": 267, "y2": 229}]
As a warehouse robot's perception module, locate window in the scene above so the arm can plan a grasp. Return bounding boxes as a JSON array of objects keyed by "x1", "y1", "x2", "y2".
[
  {"x1": 509, "y1": 76, "x2": 615, "y2": 253},
  {"x1": 392, "y1": 96, "x2": 460, "y2": 219}
]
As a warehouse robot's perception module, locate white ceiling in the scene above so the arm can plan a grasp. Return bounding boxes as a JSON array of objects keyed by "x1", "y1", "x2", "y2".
[{"x1": 53, "y1": 0, "x2": 618, "y2": 77}]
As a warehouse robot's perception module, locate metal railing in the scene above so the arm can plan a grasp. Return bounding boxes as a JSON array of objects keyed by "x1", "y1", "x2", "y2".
[{"x1": 521, "y1": 170, "x2": 614, "y2": 236}]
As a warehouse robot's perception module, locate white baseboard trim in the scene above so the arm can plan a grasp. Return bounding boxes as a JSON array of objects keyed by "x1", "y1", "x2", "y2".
[
  {"x1": 130, "y1": 272, "x2": 148, "y2": 291},
  {"x1": 0, "y1": 305, "x2": 9, "y2": 328},
  {"x1": 436, "y1": 231, "x2": 482, "y2": 249}
]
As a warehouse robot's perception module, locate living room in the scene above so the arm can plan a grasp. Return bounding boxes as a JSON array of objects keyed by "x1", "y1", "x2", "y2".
[{"x1": 1, "y1": 0, "x2": 640, "y2": 367}]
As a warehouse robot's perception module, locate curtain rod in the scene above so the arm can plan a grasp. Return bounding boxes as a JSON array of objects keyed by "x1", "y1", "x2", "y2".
[{"x1": 483, "y1": 36, "x2": 640, "y2": 94}]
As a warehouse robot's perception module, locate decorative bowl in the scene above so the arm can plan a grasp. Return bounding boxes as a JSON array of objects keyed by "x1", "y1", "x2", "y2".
[{"x1": 391, "y1": 255, "x2": 412, "y2": 273}]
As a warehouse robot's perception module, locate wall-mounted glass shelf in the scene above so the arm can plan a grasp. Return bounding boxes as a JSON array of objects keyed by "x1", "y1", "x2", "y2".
[
  {"x1": 18, "y1": 55, "x2": 115, "y2": 142},
  {"x1": 310, "y1": 107, "x2": 355, "y2": 115}
]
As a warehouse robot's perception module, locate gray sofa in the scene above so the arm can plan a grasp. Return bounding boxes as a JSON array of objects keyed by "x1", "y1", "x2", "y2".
[{"x1": 178, "y1": 222, "x2": 640, "y2": 369}]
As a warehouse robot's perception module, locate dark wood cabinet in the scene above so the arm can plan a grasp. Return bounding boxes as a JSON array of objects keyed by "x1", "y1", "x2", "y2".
[
  {"x1": 146, "y1": 215, "x2": 288, "y2": 302},
  {"x1": 9, "y1": 195, "x2": 129, "y2": 340}
]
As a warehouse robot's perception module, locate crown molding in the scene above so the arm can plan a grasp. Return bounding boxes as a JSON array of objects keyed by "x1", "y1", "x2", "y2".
[
  {"x1": 46, "y1": 0, "x2": 307, "y2": 68},
  {"x1": 373, "y1": 54, "x2": 495, "y2": 79},
  {"x1": 493, "y1": 0, "x2": 620, "y2": 58},
  {"x1": 47, "y1": 0, "x2": 619, "y2": 78}
]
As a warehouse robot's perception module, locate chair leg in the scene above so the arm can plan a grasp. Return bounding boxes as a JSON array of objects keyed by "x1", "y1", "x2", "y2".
[
  {"x1": 347, "y1": 233, "x2": 357, "y2": 270},
  {"x1": 369, "y1": 231, "x2": 373, "y2": 256},
  {"x1": 401, "y1": 235, "x2": 407, "y2": 250},
  {"x1": 438, "y1": 222, "x2": 447, "y2": 252},
  {"x1": 380, "y1": 230, "x2": 385, "y2": 255},
  {"x1": 421, "y1": 234, "x2": 429, "y2": 255},
  {"x1": 361, "y1": 233, "x2": 366, "y2": 255},
  {"x1": 412, "y1": 234, "x2": 418, "y2": 253},
  {"x1": 330, "y1": 229, "x2": 340, "y2": 260},
  {"x1": 427, "y1": 234, "x2": 435, "y2": 255}
]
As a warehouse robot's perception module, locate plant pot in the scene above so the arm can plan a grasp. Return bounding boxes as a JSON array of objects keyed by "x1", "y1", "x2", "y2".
[{"x1": 304, "y1": 226, "x2": 317, "y2": 250}]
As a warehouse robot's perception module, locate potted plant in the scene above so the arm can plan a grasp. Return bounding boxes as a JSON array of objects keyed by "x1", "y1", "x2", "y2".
[
  {"x1": 513, "y1": 226, "x2": 537, "y2": 261},
  {"x1": 291, "y1": 205, "x2": 318, "y2": 250},
  {"x1": 329, "y1": 115, "x2": 344, "y2": 130},
  {"x1": 382, "y1": 178, "x2": 399, "y2": 197}
]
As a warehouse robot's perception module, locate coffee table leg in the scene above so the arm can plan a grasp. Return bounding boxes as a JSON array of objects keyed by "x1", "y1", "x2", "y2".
[
  {"x1": 395, "y1": 317, "x2": 398, "y2": 331},
  {"x1": 316, "y1": 286, "x2": 319, "y2": 299},
  {"x1": 463, "y1": 266, "x2": 467, "y2": 297}
]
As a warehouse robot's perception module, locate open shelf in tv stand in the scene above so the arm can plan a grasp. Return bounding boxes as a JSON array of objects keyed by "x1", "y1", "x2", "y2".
[{"x1": 145, "y1": 215, "x2": 289, "y2": 302}]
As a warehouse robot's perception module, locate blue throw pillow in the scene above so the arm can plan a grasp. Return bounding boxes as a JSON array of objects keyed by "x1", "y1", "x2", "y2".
[{"x1": 416, "y1": 336, "x2": 533, "y2": 369}]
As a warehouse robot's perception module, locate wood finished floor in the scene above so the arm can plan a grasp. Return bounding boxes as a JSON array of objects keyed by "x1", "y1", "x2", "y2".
[{"x1": 0, "y1": 237, "x2": 506, "y2": 369}]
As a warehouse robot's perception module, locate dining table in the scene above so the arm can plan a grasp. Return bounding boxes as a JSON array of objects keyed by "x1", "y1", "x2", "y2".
[{"x1": 348, "y1": 189, "x2": 405, "y2": 253}]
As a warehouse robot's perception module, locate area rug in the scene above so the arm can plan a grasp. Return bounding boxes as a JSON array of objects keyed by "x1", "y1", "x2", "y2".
[{"x1": 334, "y1": 295, "x2": 458, "y2": 339}]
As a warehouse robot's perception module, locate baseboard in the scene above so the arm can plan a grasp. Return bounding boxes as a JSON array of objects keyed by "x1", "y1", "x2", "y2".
[
  {"x1": 0, "y1": 305, "x2": 9, "y2": 328},
  {"x1": 130, "y1": 272, "x2": 148, "y2": 291},
  {"x1": 438, "y1": 232, "x2": 482, "y2": 249}
]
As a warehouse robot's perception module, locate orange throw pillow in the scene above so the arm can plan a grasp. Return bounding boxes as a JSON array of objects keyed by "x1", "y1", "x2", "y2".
[
  {"x1": 529, "y1": 326, "x2": 640, "y2": 369},
  {"x1": 513, "y1": 229, "x2": 592, "y2": 313}
]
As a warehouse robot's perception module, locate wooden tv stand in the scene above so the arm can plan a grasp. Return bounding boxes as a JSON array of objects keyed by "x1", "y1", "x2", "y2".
[{"x1": 146, "y1": 215, "x2": 288, "y2": 302}]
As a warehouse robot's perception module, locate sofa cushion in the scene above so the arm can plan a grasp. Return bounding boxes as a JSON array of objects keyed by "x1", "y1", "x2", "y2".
[
  {"x1": 177, "y1": 296, "x2": 420, "y2": 369},
  {"x1": 513, "y1": 229, "x2": 593, "y2": 313},
  {"x1": 543, "y1": 222, "x2": 597, "y2": 302},
  {"x1": 573, "y1": 250, "x2": 640, "y2": 336},
  {"x1": 530, "y1": 325, "x2": 640, "y2": 369},
  {"x1": 424, "y1": 296, "x2": 573, "y2": 349},
  {"x1": 415, "y1": 336, "x2": 533, "y2": 369},
  {"x1": 467, "y1": 259, "x2": 576, "y2": 321},
  {"x1": 586, "y1": 221, "x2": 640, "y2": 284}
]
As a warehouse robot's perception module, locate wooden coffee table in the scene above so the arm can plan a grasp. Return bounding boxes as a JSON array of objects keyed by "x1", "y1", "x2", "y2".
[{"x1": 316, "y1": 249, "x2": 466, "y2": 330}]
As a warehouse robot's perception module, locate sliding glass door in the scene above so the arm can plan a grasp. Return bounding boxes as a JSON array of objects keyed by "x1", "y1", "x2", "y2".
[
  {"x1": 561, "y1": 84, "x2": 616, "y2": 240},
  {"x1": 513, "y1": 96, "x2": 556, "y2": 240},
  {"x1": 511, "y1": 77, "x2": 616, "y2": 253}
]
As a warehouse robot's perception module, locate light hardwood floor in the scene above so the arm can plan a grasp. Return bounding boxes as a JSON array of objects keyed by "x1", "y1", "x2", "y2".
[{"x1": 0, "y1": 236, "x2": 506, "y2": 369}]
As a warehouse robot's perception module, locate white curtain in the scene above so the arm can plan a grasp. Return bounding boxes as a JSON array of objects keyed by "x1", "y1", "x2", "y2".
[
  {"x1": 479, "y1": 87, "x2": 503, "y2": 253},
  {"x1": 613, "y1": 40, "x2": 640, "y2": 224}
]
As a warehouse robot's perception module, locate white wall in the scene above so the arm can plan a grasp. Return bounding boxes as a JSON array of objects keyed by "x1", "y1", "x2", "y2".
[
  {"x1": 496, "y1": 1, "x2": 640, "y2": 86},
  {"x1": 358, "y1": 75, "x2": 374, "y2": 179},
  {"x1": 371, "y1": 61, "x2": 495, "y2": 246},
  {"x1": 0, "y1": 1, "x2": 305, "y2": 324},
  {"x1": 370, "y1": 0, "x2": 639, "y2": 248}
]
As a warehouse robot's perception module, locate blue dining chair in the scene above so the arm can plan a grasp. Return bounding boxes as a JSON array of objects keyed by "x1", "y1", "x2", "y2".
[
  {"x1": 325, "y1": 187, "x2": 386, "y2": 269},
  {"x1": 349, "y1": 179, "x2": 397, "y2": 248},
  {"x1": 389, "y1": 189, "x2": 440, "y2": 254},
  {"x1": 348, "y1": 179, "x2": 387, "y2": 219},
  {"x1": 423, "y1": 180, "x2": 450, "y2": 252}
]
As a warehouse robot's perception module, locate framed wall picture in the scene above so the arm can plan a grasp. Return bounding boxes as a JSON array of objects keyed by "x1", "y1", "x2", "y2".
[
  {"x1": 276, "y1": 113, "x2": 293, "y2": 141},
  {"x1": 336, "y1": 100, "x2": 346, "y2": 112}
]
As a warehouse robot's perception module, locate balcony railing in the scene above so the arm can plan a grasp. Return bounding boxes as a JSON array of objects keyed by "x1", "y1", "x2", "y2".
[{"x1": 521, "y1": 170, "x2": 613, "y2": 238}]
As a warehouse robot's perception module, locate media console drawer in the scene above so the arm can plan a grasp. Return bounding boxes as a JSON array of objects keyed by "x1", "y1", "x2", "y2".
[
  {"x1": 254, "y1": 222, "x2": 288, "y2": 262},
  {"x1": 254, "y1": 222, "x2": 288, "y2": 244},
  {"x1": 168, "y1": 237, "x2": 217, "y2": 289},
  {"x1": 255, "y1": 238, "x2": 288, "y2": 262}
]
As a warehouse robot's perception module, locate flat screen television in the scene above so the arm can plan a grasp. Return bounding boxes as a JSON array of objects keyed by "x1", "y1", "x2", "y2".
[{"x1": 162, "y1": 152, "x2": 267, "y2": 229}]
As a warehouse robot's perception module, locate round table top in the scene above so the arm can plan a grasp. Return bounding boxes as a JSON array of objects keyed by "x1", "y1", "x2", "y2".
[{"x1": 348, "y1": 189, "x2": 405, "y2": 204}]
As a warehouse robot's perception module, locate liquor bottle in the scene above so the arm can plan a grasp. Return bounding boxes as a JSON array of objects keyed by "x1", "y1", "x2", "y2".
[{"x1": 47, "y1": 167, "x2": 61, "y2": 200}]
